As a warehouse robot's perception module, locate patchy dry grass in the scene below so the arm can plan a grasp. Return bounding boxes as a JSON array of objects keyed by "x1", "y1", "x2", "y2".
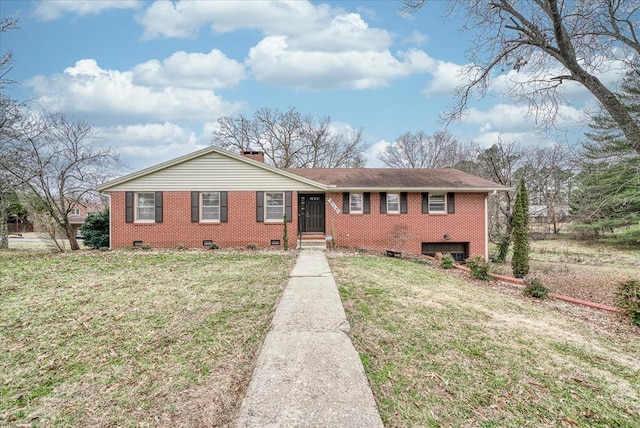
[
  {"x1": 492, "y1": 237, "x2": 640, "y2": 306},
  {"x1": 529, "y1": 238, "x2": 640, "y2": 269},
  {"x1": 0, "y1": 250, "x2": 294, "y2": 427},
  {"x1": 331, "y1": 254, "x2": 640, "y2": 427}
]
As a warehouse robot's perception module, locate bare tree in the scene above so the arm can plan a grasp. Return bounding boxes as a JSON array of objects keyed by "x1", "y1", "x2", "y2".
[
  {"x1": 378, "y1": 130, "x2": 471, "y2": 168},
  {"x1": 404, "y1": 0, "x2": 640, "y2": 154},
  {"x1": 0, "y1": 110, "x2": 120, "y2": 251},
  {"x1": 0, "y1": 16, "x2": 21, "y2": 249},
  {"x1": 212, "y1": 107, "x2": 366, "y2": 168},
  {"x1": 298, "y1": 116, "x2": 365, "y2": 167},
  {"x1": 522, "y1": 143, "x2": 577, "y2": 233},
  {"x1": 0, "y1": 17, "x2": 18, "y2": 85},
  {"x1": 457, "y1": 140, "x2": 526, "y2": 241}
]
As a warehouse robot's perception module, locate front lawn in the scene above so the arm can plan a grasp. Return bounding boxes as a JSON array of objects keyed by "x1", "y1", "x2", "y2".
[
  {"x1": 0, "y1": 250, "x2": 294, "y2": 427},
  {"x1": 331, "y1": 254, "x2": 640, "y2": 427}
]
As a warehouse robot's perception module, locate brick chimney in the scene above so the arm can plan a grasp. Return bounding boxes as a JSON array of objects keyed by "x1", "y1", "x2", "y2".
[{"x1": 241, "y1": 150, "x2": 265, "y2": 163}]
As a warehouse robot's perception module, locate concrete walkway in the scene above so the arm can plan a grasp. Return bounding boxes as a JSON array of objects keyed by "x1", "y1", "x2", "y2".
[{"x1": 235, "y1": 250, "x2": 384, "y2": 428}]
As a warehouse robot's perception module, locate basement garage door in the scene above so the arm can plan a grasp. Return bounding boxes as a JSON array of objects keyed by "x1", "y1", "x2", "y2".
[{"x1": 422, "y1": 242, "x2": 469, "y2": 262}]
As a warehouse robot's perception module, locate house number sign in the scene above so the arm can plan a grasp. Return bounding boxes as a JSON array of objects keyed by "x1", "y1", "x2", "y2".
[{"x1": 327, "y1": 198, "x2": 340, "y2": 214}]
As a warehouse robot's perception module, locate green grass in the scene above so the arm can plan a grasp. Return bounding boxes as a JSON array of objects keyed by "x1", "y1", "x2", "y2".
[
  {"x1": 331, "y1": 254, "x2": 640, "y2": 427},
  {"x1": 0, "y1": 250, "x2": 294, "y2": 427}
]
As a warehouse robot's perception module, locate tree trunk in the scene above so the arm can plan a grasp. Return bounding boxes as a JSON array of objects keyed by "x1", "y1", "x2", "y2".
[
  {"x1": 0, "y1": 200, "x2": 9, "y2": 249},
  {"x1": 544, "y1": 0, "x2": 640, "y2": 154},
  {"x1": 580, "y1": 74, "x2": 640, "y2": 155},
  {"x1": 0, "y1": 219, "x2": 8, "y2": 249},
  {"x1": 69, "y1": 235, "x2": 80, "y2": 251},
  {"x1": 550, "y1": 199, "x2": 558, "y2": 234},
  {"x1": 62, "y1": 222, "x2": 80, "y2": 250}
]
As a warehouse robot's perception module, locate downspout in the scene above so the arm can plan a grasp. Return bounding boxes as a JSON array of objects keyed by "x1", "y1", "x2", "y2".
[
  {"x1": 484, "y1": 193, "x2": 491, "y2": 260},
  {"x1": 100, "y1": 193, "x2": 112, "y2": 250}
]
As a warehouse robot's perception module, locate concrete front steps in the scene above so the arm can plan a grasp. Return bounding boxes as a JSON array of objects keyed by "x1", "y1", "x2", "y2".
[{"x1": 297, "y1": 234, "x2": 327, "y2": 250}]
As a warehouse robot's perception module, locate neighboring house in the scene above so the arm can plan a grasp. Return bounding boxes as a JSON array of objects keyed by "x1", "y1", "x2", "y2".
[
  {"x1": 31, "y1": 201, "x2": 105, "y2": 237},
  {"x1": 97, "y1": 147, "x2": 506, "y2": 260},
  {"x1": 529, "y1": 204, "x2": 569, "y2": 224}
]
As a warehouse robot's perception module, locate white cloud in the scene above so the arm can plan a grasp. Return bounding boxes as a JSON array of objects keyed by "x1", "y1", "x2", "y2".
[
  {"x1": 27, "y1": 59, "x2": 242, "y2": 123},
  {"x1": 136, "y1": 1, "x2": 433, "y2": 91},
  {"x1": 453, "y1": 101, "x2": 588, "y2": 152},
  {"x1": 486, "y1": 54, "x2": 629, "y2": 108},
  {"x1": 34, "y1": 0, "x2": 141, "y2": 21},
  {"x1": 289, "y1": 13, "x2": 392, "y2": 52},
  {"x1": 401, "y1": 30, "x2": 428, "y2": 46},
  {"x1": 462, "y1": 104, "x2": 534, "y2": 132},
  {"x1": 364, "y1": 139, "x2": 390, "y2": 167},
  {"x1": 461, "y1": 103, "x2": 584, "y2": 134},
  {"x1": 132, "y1": 49, "x2": 246, "y2": 89},
  {"x1": 247, "y1": 38, "x2": 432, "y2": 90},
  {"x1": 97, "y1": 122, "x2": 209, "y2": 170},
  {"x1": 472, "y1": 131, "x2": 551, "y2": 149},
  {"x1": 137, "y1": 0, "x2": 333, "y2": 39},
  {"x1": 422, "y1": 60, "x2": 468, "y2": 97}
]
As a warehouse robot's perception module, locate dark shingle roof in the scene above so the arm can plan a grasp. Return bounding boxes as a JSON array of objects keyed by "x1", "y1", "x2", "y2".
[{"x1": 285, "y1": 168, "x2": 505, "y2": 191}]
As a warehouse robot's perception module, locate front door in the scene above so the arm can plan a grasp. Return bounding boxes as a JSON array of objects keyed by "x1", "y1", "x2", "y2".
[{"x1": 299, "y1": 194, "x2": 325, "y2": 233}]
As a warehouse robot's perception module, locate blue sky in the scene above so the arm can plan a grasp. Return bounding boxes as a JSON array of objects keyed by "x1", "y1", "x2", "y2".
[{"x1": 2, "y1": 0, "x2": 608, "y2": 171}]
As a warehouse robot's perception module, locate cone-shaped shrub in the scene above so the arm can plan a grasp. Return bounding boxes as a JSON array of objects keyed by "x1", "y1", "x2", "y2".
[{"x1": 511, "y1": 177, "x2": 530, "y2": 278}]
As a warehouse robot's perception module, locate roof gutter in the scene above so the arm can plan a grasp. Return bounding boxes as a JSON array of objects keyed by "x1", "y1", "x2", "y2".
[{"x1": 329, "y1": 187, "x2": 509, "y2": 192}]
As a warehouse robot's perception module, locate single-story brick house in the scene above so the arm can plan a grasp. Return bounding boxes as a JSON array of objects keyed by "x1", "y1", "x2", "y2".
[{"x1": 97, "y1": 147, "x2": 506, "y2": 259}]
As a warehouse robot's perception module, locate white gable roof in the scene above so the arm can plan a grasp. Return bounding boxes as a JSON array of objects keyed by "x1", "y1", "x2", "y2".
[{"x1": 98, "y1": 147, "x2": 327, "y2": 192}]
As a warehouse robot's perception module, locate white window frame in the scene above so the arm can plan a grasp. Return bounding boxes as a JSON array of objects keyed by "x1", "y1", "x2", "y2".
[
  {"x1": 70, "y1": 207, "x2": 81, "y2": 215},
  {"x1": 200, "y1": 192, "x2": 220, "y2": 222},
  {"x1": 429, "y1": 193, "x2": 446, "y2": 213},
  {"x1": 135, "y1": 192, "x2": 155, "y2": 223},
  {"x1": 387, "y1": 193, "x2": 400, "y2": 214},
  {"x1": 265, "y1": 192, "x2": 285, "y2": 222},
  {"x1": 350, "y1": 193, "x2": 363, "y2": 213}
]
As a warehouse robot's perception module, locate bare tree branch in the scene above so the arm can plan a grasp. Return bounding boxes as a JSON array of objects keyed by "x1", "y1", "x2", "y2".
[
  {"x1": 404, "y1": 0, "x2": 640, "y2": 153},
  {"x1": 0, "y1": 109, "x2": 120, "y2": 251},
  {"x1": 212, "y1": 107, "x2": 367, "y2": 168},
  {"x1": 378, "y1": 130, "x2": 472, "y2": 168}
]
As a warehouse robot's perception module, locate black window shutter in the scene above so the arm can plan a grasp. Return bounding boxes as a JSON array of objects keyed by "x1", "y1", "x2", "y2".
[
  {"x1": 285, "y1": 191, "x2": 292, "y2": 222},
  {"x1": 220, "y1": 191, "x2": 228, "y2": 222},
  {"x1": 447, "y1": 192, "x2": 455, "y2": 214},
  {"x1": 363, "y1": 192, "x2": 370, "y2": 214},
  {"x1": 422, "y1": 192, "x2": 429, "y2": 214},
  {"x1": 191, "y1": 191, "x2": 199, "y2": 222},
  {"x1": 343, "y1": 192, "x2": 350, "y2": 214},
  {"x1": 379, "y1": 192, "x2": 387, "y2": 214},
  {"x1": 400, "y1": 192, "x2": 408, "y2": 214},
  {"x1": 125, "y1": 192, "x2": 134, "y2": 223},
  {"x1": 155, "y1": 191, "x2": 163, "y2": 223},
  {"x1": 256, "y1": 192, "x2": 264, "y2": 222}
]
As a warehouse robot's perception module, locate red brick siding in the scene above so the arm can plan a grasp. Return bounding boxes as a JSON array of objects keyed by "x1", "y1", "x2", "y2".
[
  {"x1": 110, "y1": 191, "x2": 298, "y2": 249},
  {"x1": 109, "y1": 190, "x2": 487, "y2": 256},
  {"x1": 324, "y1": 192, "x2": 487, "y2": 257}
]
